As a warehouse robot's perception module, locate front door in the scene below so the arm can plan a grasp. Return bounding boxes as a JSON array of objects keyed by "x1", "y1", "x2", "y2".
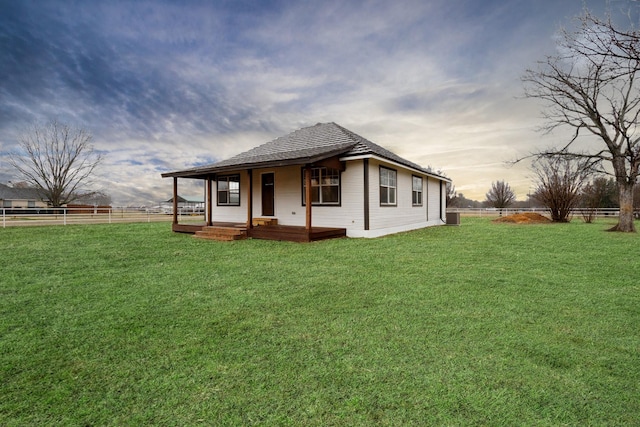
[{"x1": 261, "y1": 172, "x2": 275, "y2": 216}]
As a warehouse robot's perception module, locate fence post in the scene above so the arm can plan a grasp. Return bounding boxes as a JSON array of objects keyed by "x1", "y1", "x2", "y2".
[
  {"x1": 109, "y1": 208, "x2": 112, "y2": 224},
  {"x1": 2, "y1": 208, "x2": 5, "y2": 228},
  {"x1": 63, "y1": 208, "x2": 67, "y2": 226}
]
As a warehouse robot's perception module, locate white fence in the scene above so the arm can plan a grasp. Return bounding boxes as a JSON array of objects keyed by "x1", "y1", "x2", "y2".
[
  {"x1": 446, "y1": 207, "x2": 628, "y2": 218},
  {"x1": 1, "y1": 207, "x2": 205, "y2": 228},
  {"x1": 3, "y1": 206, "x2": 633, "y2": 228}
]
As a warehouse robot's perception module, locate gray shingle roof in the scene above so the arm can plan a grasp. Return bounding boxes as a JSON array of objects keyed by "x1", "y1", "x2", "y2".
[
  {"x1": 162, "y1": 122, "x2": 448, "y2": 180},
  {"x1": 334, "y1": 123, "x2": 436, "y2": 175},
  {"x1": 0, "y1": 183, "x2": 44, "y2": 200},
  {"x1": 213, "y1": 122, "x2": 358, "y2": 169}
]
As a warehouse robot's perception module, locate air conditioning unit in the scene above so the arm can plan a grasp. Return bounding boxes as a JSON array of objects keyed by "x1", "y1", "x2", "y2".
[{"x1": 446, "y1": 212, "x2": 460, "y2": 226}]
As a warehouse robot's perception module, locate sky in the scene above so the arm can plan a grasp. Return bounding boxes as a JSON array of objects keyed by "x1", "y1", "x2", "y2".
[{"x1": 0, "y1": 0, "x2": 629, "y2": 205}]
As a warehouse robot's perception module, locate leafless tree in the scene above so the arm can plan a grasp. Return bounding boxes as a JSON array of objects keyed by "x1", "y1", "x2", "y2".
[
  {"x1": 531, "y1": 157, "x2": 592, "y2": 222},
  {"x1": 8, "y1": 120, "x2": 103, "y2": 207},
  {"x1": 485, "y1": 180, "x2": 516, "y2": 209},
  {"x1": 583, "y1": 177, "x2": 619, "y2": 207},
  {"x1": 73, "y1": 191, "x2": 113, "y2": 206},
  {"x1": 522, "y1": 11, "x2": 640, "y2": 232},
  {"x1": 579, "y1": 176, "x2": 618, "y2": 222}
]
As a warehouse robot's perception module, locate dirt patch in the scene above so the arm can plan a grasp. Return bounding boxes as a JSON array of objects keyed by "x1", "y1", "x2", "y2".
[{"x1": 492, "y1": 212, "x2": 551, "y2": 224}]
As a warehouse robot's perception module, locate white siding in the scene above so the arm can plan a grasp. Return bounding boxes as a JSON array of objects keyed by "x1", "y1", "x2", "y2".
[
  {"x1": 208, "y1": 159, "x2": 446, "y2": 238},
  {"x1": 294, "y1": 163, "x2": 365, "y2": 229},
  {"x1": 426, "y1": 177, "x2": 443, "y2": 222},
  {"x1": 268, "y1": 164, "x2": 365, "y2": 229},
  {"x1": 209, "y1": 164, "x2": 365, "y2": 229},
  {"x1": 362, "y1": 159, "x2": 429, "y2": 235},
  {"x1": 209, "y1": 172, "x2": 248, "y2": 223}
]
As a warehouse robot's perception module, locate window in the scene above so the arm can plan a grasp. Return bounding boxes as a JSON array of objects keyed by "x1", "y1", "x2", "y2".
[
  {"x1": 379, "y1": 166, "x2": 397, "y2": 206},
  {"x1": 302, "y1": 167, "x2": 340, "y2": 205},
  {"x1": 412, "y1": 176, "x2": 423, "y2": 206},
  {"x1": 217, "y1": 175, "x2": 240, "y2": 206}
]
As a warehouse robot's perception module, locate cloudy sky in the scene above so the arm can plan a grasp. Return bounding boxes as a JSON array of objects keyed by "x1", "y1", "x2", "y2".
[{"x1": 0, "y1": 0, "x2": 628, "y2": 205}]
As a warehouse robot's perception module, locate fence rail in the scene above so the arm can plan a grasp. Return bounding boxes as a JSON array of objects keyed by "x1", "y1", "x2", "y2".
[
  {"x1": 1, "y1": 207, "x2": 205, "y2": 228},
  {"x1": 3, "y1": 206, "x2": 635, "y2": 229},
  {"x1": 445, "y1": 207, "x2": 634, "y2": 218}
]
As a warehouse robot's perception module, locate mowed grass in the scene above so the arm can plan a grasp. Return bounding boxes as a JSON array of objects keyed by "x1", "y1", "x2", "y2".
[{"x1": 1, "y1": 218, "x2": 638, "y2": 426}]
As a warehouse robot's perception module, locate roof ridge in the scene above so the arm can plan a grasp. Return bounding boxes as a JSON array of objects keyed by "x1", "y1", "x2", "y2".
[
  {"x1": 330, "y1": 122, "x2": 397, "y2": 155},
  {"x1": 329, "y1": 122, "x2": 370, "y2": 145}
]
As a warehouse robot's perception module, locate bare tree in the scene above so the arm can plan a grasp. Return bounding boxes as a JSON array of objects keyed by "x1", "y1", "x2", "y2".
[
  {"x1": 531, "y1": 157, "x2": 592, "y2": 222},
  {"x1": 73, "y1": 191, "x2": 113, "y2": 206},
  {"x1": 580, "y1": 176, "x2": 618, "y2": 222},
  {"x1": 581, "y1": 177, "x2": 619, "y2": 208},
  {"x1": 522, "y1": 11, "x2": 640, "y2": 232},
  {"x1": 485, "y1": 180, "x2": 515, "y2": 209},
  {"x1": 8, "y1": 120, "x2": 103, "y2": 207}
]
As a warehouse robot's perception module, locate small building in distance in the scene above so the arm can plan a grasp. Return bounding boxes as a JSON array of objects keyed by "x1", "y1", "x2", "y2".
[{"x1": 0, "y1": 183, "x2": 48, "y2": 209}]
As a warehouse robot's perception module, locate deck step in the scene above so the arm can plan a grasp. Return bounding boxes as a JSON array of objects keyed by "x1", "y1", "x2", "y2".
[
  {"x1": 252, "y1": 217, "x2": 278, "y2": 227},
  {"x1": 194, "y1": 226, "x2": 247, "y2": 241}
]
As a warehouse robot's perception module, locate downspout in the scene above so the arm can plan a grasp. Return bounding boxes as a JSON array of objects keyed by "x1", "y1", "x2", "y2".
[
  {"x1": 247, "y1": 169, "x2": 253, "y2": 229},
  {"x1": 439, "y1": 180, "x2": 444, "y2": 222},
  {"x1": 425, "y1": 176, "x2": 429, "y2": 221},
  {"x1": 363, "y1": 159, "x2": 369, "y2": 231}
]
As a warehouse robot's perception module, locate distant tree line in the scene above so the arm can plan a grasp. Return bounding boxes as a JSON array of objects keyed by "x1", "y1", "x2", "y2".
[{"x1": 447, "y1": 171, "x2": 640, "y2": 223}]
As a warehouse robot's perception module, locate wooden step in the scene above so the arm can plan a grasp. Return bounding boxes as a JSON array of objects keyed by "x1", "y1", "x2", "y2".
[
  {"x1": 252, "y1": 217, "x2": 278, "y2": 227},
  {"x1": 194, "y1": 226, "x2": 247, "y2": 241}
]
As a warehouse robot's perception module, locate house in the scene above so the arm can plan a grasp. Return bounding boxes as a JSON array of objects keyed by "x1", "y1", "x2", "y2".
[
  {"x1": 161, "y1": 122, "x2": 451, "y2": 241},
  {"x1": 0, "y1": 183, "x2": 48, "y2": 210},
  {"x1": 165, "y1": 195, "x2": 205, "y2": 213}
]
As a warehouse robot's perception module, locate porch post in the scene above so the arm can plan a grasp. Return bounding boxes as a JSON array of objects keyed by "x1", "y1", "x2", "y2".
[
  {"x1": 172, "y1": 177, "x2": 178, "y2": 225},
  {"x1": 305, "y1": 166, "x2": 312, "y2": 230},
  {"x1": 247, "y1": 169, "x2": 253, "y2": 229},
  {"x1": 206, "y1": 176, "x2": 213, "y2": 226}
]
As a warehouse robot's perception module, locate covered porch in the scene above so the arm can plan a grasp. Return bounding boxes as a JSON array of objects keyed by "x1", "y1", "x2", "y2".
[{"x1": 166, "y1": 161, "x2": 347, "y2": 242}]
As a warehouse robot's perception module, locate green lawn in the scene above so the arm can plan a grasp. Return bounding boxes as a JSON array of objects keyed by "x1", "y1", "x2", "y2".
[{"x1": 1, "y1": 218, "x2": 638, "y2": 426}]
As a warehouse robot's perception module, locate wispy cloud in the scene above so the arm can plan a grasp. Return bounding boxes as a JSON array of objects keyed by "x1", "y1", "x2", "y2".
[{"x1": 0, "y1": 0, "x2": 611, "y2": 203}]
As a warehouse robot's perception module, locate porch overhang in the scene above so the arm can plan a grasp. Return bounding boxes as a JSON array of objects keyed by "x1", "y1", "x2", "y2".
[{"x1": 161, "y1": 145, "x2": 354, "y2": 179}]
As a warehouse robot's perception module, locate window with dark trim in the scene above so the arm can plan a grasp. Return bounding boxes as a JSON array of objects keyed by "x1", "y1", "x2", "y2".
[
  {"x1": 217, "y1": 174, "x2": 240, "y2": 206},
  {"x1": 412, "y1": 175, "x2": 423, "y2": 206},
  {"x1": 380, "y1": 166, "x2": 397, "y2": 206},
  {"x1": 302, "y1": 167, "x2": 340, "y2": 205}
]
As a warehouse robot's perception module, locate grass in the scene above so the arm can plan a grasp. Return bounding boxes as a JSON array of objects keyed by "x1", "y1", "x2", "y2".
[{"x1": 1, "y1": 218, "x2": 638, "y2": 426}]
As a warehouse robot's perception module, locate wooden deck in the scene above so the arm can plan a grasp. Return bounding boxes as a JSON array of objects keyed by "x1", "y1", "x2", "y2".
[
  {"x1": 248, "y1": 224, "x2": 346, "y2": 242},
  {"x1": 171, "y1": 222, "x2": 346, "y2": 242}
]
